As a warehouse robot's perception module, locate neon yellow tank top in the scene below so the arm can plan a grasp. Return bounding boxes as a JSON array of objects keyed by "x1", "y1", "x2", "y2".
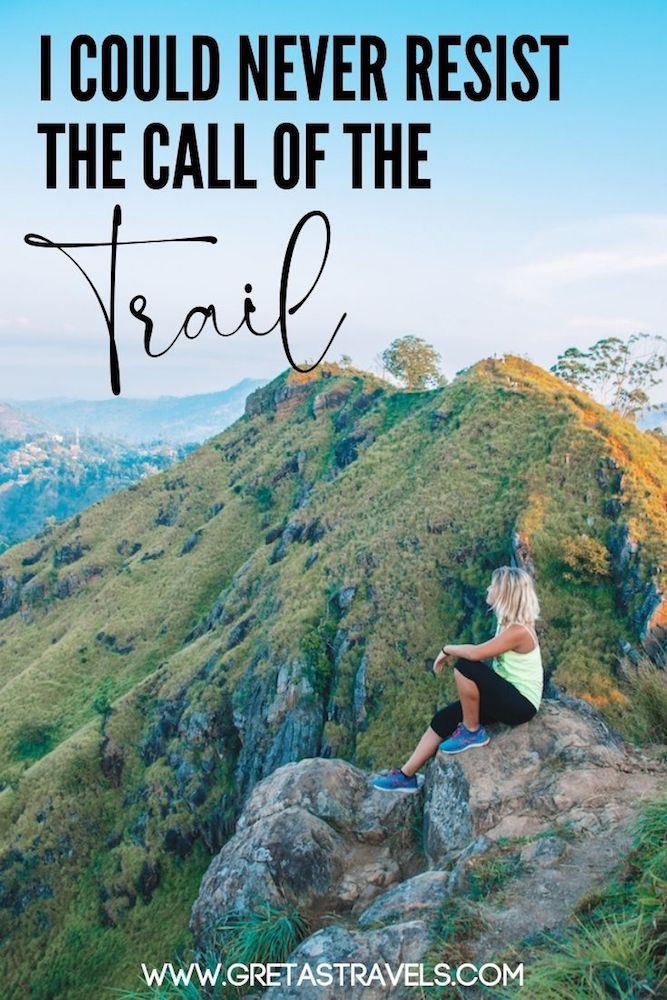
[{"x1": 492, "y1": 623, "x2": 543, "y2": 711}]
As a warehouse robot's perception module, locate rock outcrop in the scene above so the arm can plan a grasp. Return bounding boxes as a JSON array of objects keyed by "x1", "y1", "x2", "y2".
[
  {"x1": 423, "y1": 696, "x2": 653, "y2": 862},
  {"x1": 189, "y1": 699, "x2": 666, "y2": 1000},
  {"x1": 245, "y1": 376, "x2": 315, "y2": 419},
  {"x1": 189, "y1": 758, "x2": 422, "y2": 951},
  {"x1": 272, "y1": 921, "x2": 433, "y2": 1000}
]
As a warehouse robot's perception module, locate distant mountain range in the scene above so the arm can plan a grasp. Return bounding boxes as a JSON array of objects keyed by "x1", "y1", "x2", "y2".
[
  {"x1": 0, "y1": 379, "x2": 268, "y2": 548},
  {"x1": 0, "y1": 406, "x2": 195, "y2": 550},
  {"x1": 0, "y1": 402, "x2": 47, "y2": 439},
  {"x1": 9, "y1": 378, "x2": 267, "y2": 444}
]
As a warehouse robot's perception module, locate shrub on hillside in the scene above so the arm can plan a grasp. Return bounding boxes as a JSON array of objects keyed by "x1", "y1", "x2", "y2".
[
  {"x1": 561, "y1": 534, "x2": 610, "y2": 582},
  {"x1": 12, "y1": 722, "x2": 59, "y2": 761}
]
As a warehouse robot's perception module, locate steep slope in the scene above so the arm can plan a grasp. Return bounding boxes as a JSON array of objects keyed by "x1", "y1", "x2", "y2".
[{"x1": 0, "y1": 357, "x2": 664, "y2": 998}]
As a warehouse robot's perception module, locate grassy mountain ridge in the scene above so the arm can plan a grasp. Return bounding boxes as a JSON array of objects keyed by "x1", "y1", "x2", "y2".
[{"x1": 0, "y1": 356, "x2": 665, "y2": 997}]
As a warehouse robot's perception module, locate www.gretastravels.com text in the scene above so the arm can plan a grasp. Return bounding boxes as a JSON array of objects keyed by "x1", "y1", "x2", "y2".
[{"x1": 141, "y1": 960, "x2": 524, "y2": 989}]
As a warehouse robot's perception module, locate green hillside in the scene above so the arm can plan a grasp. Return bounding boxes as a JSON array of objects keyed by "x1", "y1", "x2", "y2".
[{"x1": 0, "y1": 356, "x2": 664, "y2": 998}]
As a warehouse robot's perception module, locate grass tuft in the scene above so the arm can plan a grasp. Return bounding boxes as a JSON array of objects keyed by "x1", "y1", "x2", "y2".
[{"x1": 109, "y1": 903, "x2": 309, "y2": 999}]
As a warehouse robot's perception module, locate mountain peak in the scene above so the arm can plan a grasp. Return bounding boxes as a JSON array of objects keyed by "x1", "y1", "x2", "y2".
[{"x1": 244, "y1": 362, "x2": 391, "y2": 419}]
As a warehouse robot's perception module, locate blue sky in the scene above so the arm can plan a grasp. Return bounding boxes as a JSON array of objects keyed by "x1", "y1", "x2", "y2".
[{"x1": 0, "y1": 0, "x2": 666, "y2": 399}]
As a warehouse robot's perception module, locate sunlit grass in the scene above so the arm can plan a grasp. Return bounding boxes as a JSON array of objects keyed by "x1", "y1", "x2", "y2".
[{"x1": 0, "y1": 357, "x2": 664, "y2": 998}]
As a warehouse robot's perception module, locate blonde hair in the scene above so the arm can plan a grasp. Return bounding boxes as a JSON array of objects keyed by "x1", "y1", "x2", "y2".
[{"x1": 489, "y1": 566, "x2": 540, "y2": 627}]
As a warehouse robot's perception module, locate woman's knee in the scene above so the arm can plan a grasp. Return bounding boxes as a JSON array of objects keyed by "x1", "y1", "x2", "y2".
[
  {"x1": 454, "y1": 666, "x2": 480, "y2": 691},
  {"x1": 453, "y1": 657, "x2": 486, "y2": 680}
]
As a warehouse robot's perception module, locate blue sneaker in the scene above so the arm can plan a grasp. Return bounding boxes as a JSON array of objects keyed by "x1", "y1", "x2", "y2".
[
  {"x1": 439, "y1": 723, "x2": 490, "y2": 754},
  {"x1": 372, "y1": 768, "x2": 419, "y2": 793}
]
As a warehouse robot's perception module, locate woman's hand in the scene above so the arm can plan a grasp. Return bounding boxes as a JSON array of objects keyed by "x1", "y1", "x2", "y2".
[{"x1": 433, "y1": 650, "x2": 453, "y2": 674}]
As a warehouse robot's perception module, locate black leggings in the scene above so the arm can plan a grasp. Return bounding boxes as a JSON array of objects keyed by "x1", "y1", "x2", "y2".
[{"x1": 430, "y1": 657, "x2": 538, "y2": 738}]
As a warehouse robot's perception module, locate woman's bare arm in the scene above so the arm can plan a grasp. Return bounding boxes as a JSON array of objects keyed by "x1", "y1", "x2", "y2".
[{"x1": 443, "y1": 625, "x2": 528, "y2": 662}]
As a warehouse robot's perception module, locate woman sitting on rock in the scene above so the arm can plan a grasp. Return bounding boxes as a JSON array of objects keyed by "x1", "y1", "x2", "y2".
[{"x1": 373, "y1": 565, "x2": 543, "y2": 792}]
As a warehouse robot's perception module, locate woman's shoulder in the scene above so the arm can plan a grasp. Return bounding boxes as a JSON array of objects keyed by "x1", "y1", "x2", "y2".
[
  {"x1": 504, "y1": 622, "x2": 538, "y2": 651},
  {"x1": 498, "y1": 622, "x2": 530, "y2": 637}
]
